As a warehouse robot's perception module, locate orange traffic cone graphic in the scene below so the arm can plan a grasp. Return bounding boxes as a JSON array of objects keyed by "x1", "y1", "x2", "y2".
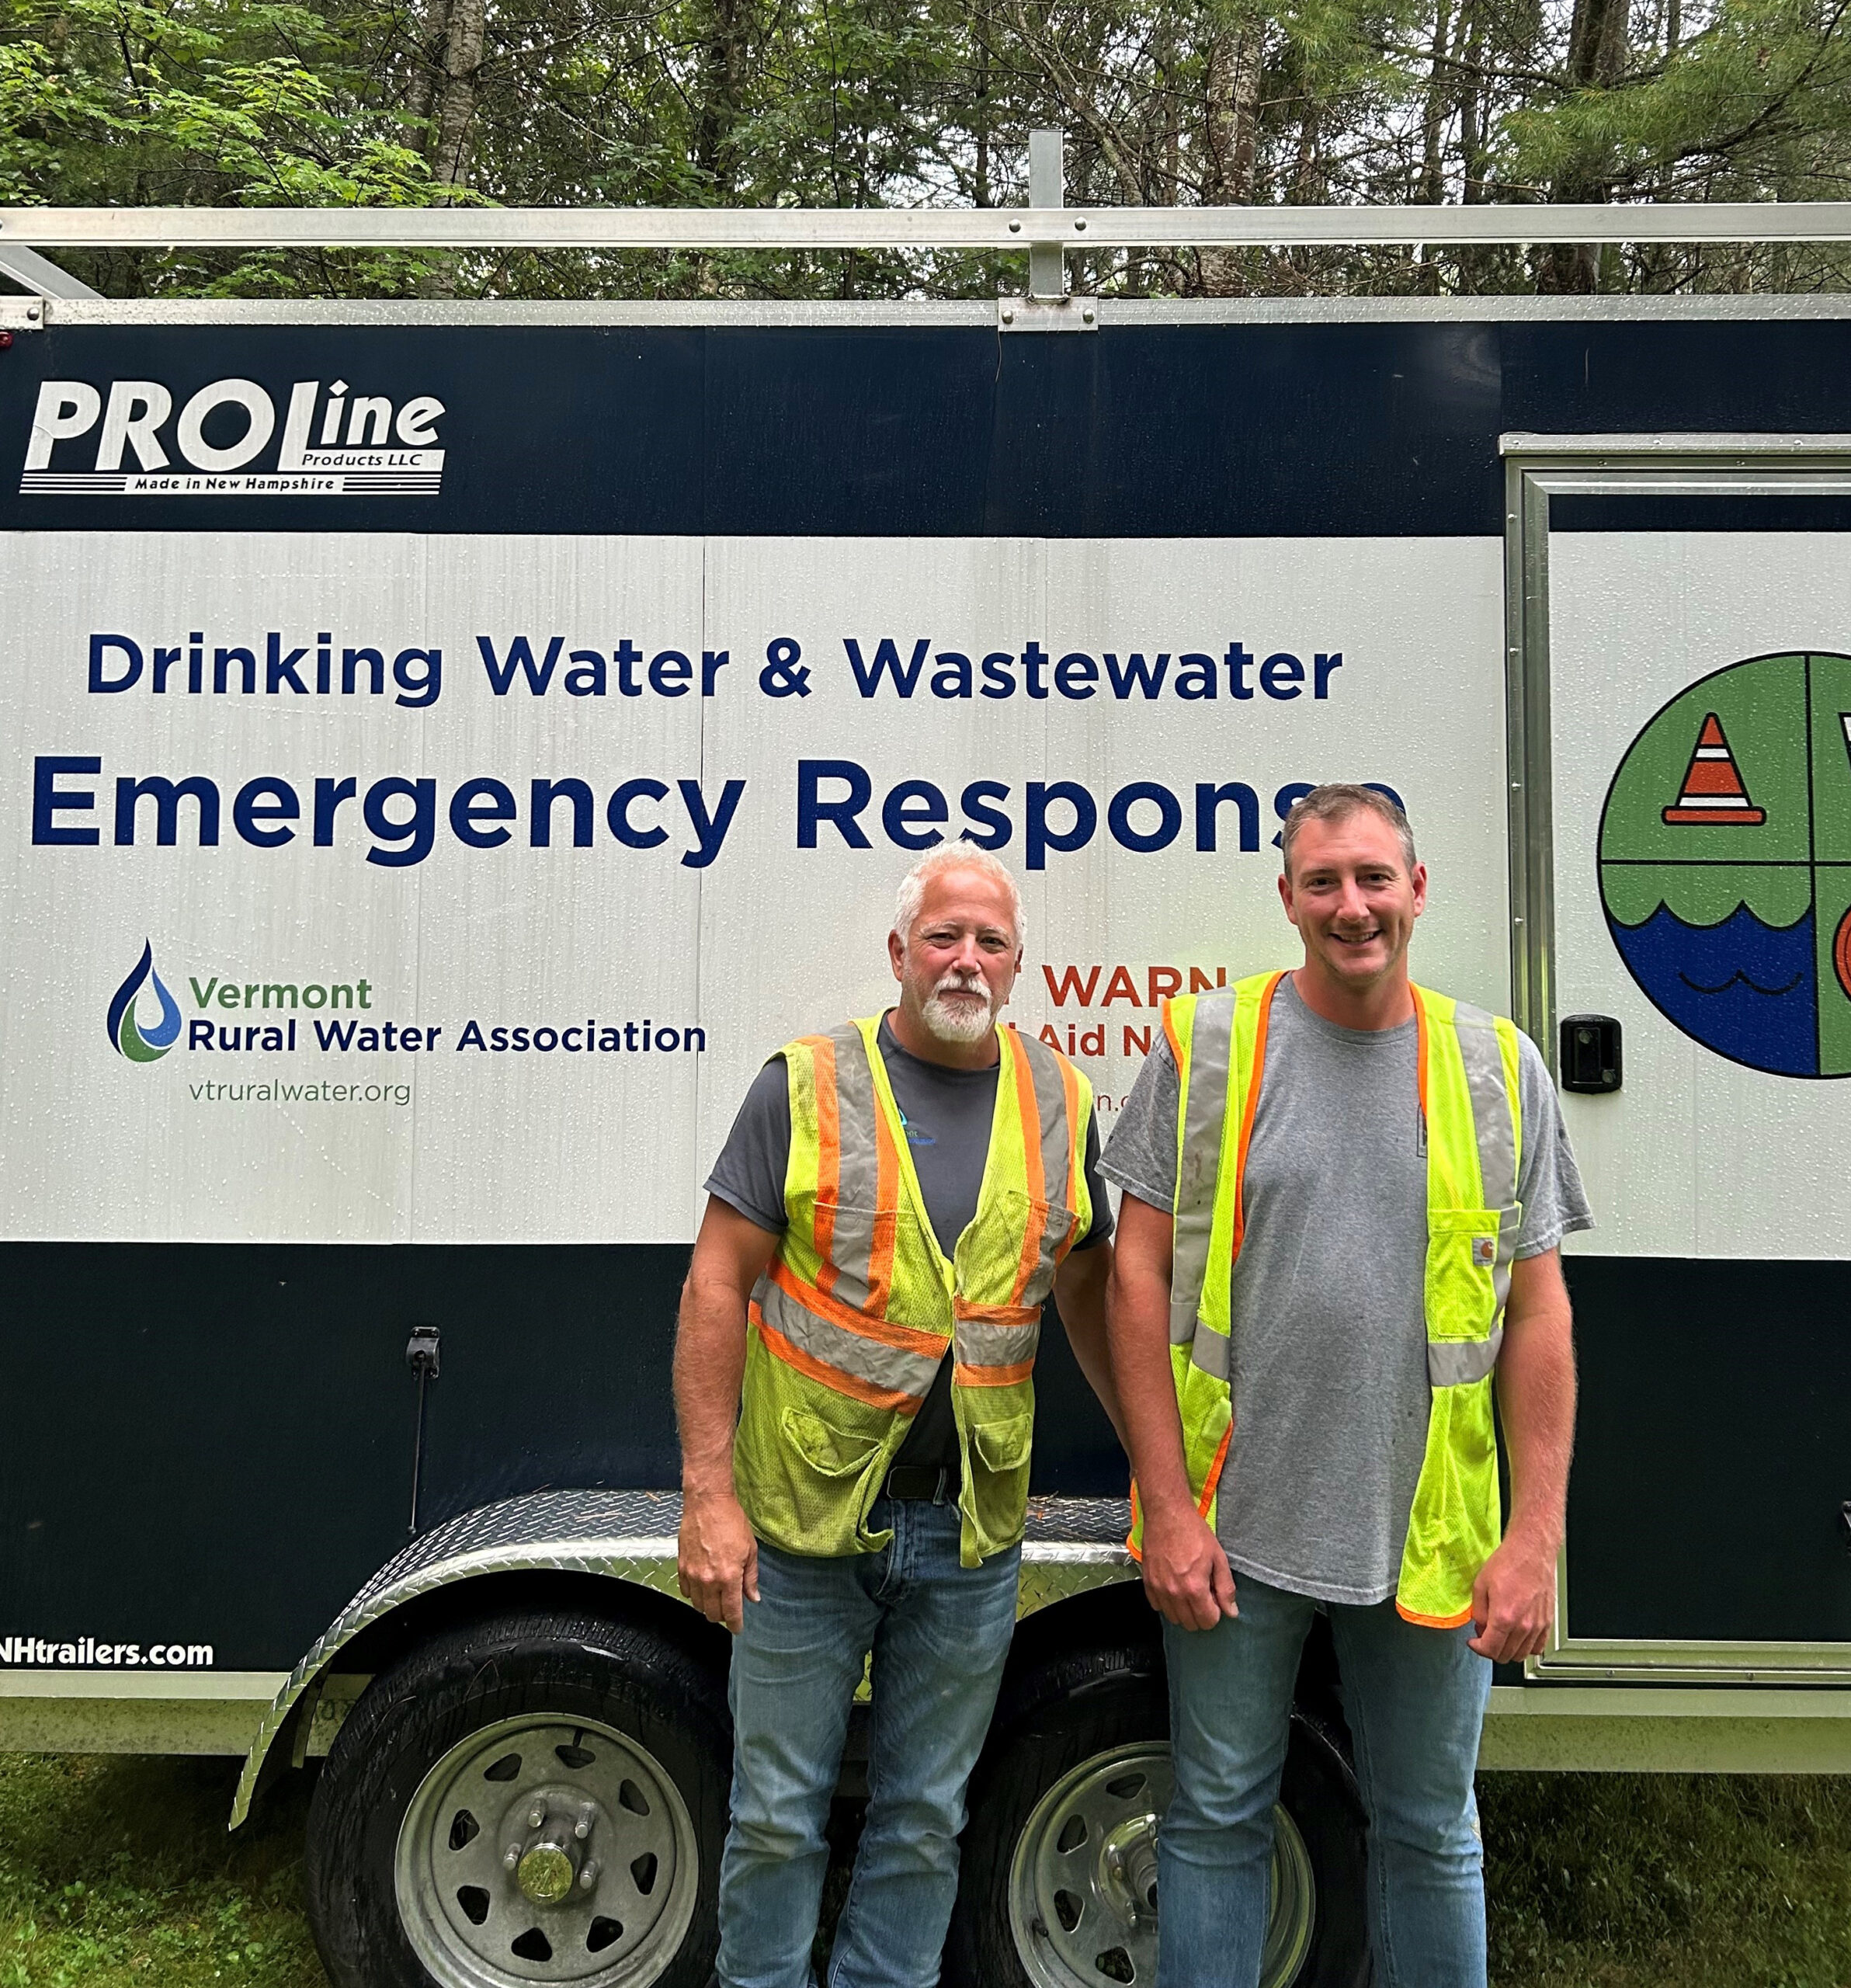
[{"x1": 1662, "y1": 713, "x2": 1766, "y2": 825}]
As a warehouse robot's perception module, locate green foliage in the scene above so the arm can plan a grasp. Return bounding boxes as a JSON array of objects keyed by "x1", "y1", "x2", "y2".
[
  {"x1": 1502, "y1": 0, "x2": 1851, "y2": 196},
  {"x1": 0, "y1": 0, "x2": 1846, "y2": 295},
  {"x1": 0, "y1": 0, "x2": 449, "y2": 292}
]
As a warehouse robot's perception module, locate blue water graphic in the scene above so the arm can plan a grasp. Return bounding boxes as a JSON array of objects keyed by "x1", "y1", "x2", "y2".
[
  {"x1": 1607, "y1": 900, "x2": 1818, "y2": 1076},
  {"x1": 106, "y1": 940, "x2": 182, "y2": 1058}
]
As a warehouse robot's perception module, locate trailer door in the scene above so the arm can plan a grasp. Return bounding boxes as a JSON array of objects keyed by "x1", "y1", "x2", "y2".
[{"x1": 1507, "y1": 436, "x2": 1851, "y2": 1680}]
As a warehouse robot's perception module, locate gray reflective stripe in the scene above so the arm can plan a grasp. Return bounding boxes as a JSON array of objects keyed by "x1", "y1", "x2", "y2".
[
  {"x1": 819, "y1": 1023, "x2": 883, "y2": 1310},
  {"x1": 1189, "y1": 1319, "x2": 1232, "y2": 1382},
  {"x1": 1429, "y1": 1326, "x2": 1502, "y2": 1388},
  {"x1": 1452, "y1": 1002, "x2": 1520, "y2": 1312},
  {"x1": 1018, "y1": 1034, "x2": 1074, "y2": 1214},
  {"x1": 1452, "y1": 1002, "x2": 1518, "y2": 1217},
  {"x1": 955, "y1": 1315, "x2": 1041, "y2": 1369},
  {"x1": 754, "y1": 1274, "x2": 943, "y2": 1402},
  {"x1": 1171, "y1": 995, "x2": 1235, "y2": 1343}
]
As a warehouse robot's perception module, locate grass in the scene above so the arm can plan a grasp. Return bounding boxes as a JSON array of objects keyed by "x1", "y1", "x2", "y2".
[
  {"x1": 0, "y1": 1756, "x2": 323, "y2": 1988},
  {"x1": 1481, "y1": 1774, "x2": 1851, "y2": 1988},
  {"x1": 0, "y1": 1754, "x2": 1847, "y2": 1986}
]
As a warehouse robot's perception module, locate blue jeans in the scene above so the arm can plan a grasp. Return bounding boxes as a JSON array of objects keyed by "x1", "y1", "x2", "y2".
[
  {"x1": 717, "y1": 1497, "x2": 1021, "y2": 1988},
  {"x1": 1158, "y1": 1572, "x2": 1492, "y2": 1988}
]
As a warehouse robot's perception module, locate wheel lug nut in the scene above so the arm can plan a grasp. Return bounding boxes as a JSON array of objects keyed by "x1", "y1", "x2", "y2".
[
  {"x1": 527, "y1": 1804, "x2": 547, "y2": 1829},
  {"x1": 574, "y1": 1818, "x2": 592, "y2": 1841},
  {"x1": 504, "y1": 1844, "x2": 522, "y2": 1869},
  {"x1": 578, "y1": 1860, "x2": 600, "y2": 1891}
]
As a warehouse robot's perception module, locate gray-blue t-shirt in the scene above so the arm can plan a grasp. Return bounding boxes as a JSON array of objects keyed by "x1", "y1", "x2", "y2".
[{"x1": 1099, "y1": 976, "x2": 1591, "y2": 1605}]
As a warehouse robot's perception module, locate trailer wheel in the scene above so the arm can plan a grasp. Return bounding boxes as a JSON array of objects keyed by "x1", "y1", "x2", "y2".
[
  {"x1": 305, "y1": 1608, "x2": 728, "y2": 1988},
  {"x1": 946, "y1": 1648, "x2": 1368, "y2": 1988}
]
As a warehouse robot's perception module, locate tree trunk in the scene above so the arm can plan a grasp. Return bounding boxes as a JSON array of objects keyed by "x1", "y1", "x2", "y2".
[
  {"x1": 694, "y1": 0, "x2": 748, "y2": 194},
  {"x1": 1199, "y1": 12, "x2": 1262, "y2": 295},
  {"x1": 1457, "y1": 0, "x2": 1486, "y2": 203},
  {"x1": 1539, "y1": 0, "x2": 1627, "y2": 291},
  {"x1": 1420, "y1": 0, "x2": 1456, "y2": 206},
  {"x1": 973, "y1": 5, "x2": 991, "y2": 207},
  {"x1": 1158, "y1": 15, "x2": 1179, "y2": 203},
  {"x1": 427, "y1": 0, "x2": 486, "y2": 200},
  {"x1": 1293, "y1": 97, "x2": 1321, "y2": 203},
  {"x1": 401, "y1": 0, "x2": 446, "y2": 151}
]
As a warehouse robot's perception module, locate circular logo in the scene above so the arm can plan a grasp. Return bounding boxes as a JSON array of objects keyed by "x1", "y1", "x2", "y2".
[{"x1": 1599, "y1": 650, "x2": 1851, "y2": 1078}]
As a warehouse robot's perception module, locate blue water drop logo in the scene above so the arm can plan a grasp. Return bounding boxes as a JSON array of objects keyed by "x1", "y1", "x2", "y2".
[{"x1": 107, "y1": 940, "x2": 182, "y2": 1063}]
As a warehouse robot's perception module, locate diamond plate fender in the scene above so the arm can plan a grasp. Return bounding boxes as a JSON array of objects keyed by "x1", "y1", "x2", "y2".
[{"x1": 230, "y1": 1489, "x2": 1134, "y2": 1827}]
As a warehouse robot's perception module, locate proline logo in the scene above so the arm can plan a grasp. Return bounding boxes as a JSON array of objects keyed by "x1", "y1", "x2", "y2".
[
  {"x1": 21, "y1": 377, "x2": 446, "y2": 497},
  {"x1": 107, "y1": 940, "x2": 182, "y2": 1062}
]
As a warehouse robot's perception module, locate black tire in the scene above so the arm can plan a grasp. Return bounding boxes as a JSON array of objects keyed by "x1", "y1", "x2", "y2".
[
  {"x1": 945, "y1": 1645, "x2": 1369, "y2": 1988},
  {"x1": 305, "y1": 1607, "x2": 731, "y2": 1988}
]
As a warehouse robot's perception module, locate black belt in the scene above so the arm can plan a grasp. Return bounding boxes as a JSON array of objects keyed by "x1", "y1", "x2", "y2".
[{"x1": 882, "y1": 1464, "x2": 960, "y2": 1503}]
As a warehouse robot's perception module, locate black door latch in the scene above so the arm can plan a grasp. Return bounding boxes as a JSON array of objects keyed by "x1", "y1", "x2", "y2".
[{"x1": 1560, "y1": 1014, "x2": 1623, "y2": 1093}]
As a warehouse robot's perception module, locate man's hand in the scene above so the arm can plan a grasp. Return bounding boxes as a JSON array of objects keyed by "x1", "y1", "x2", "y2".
[
  {"x1": 672, "y1": 1196, "x2": 783, "y2": 1635},
  {"x1": 1139, "y1": 1496, "x2": 1238, "y2": 1632},
  {"x1": 1471, "y1": 1246, "x2": 1576, "y2": 1663},
  {"x1": 1107, "y1": 1191, "x2": 1238, "y2": 1633},
  {"x1": 1468, "y1": 1523, "x2": 1556, "y2": 1661},
  {"x1": 678, "y1": 1485, "x2": 761, "y2": 1635}
]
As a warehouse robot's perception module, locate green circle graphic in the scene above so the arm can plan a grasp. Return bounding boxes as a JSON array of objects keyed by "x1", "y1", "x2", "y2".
[{"x1": 1599, "y1": 651, "x2": 1851, "y2": 1078}]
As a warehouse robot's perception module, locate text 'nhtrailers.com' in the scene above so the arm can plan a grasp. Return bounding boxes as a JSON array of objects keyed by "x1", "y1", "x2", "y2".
[{"x1": 0, "y1": 1638, "x2": 215, "y2": 1669}]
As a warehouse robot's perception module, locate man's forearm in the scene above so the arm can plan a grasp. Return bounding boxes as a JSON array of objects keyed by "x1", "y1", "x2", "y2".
[
  {"x1": 1496, "y1": 1271, "x2": 1576, "y2": 1545},
  {"x1": 673, "y1": 1272, "x2": 751, "y2": 1496},
  {"x1": 1106, "y1": 1262, "x2": 1195, "y2": 1512},
  {"x1": 1055, "y1": 1246, "x2": 1126, "y2": 1446}
]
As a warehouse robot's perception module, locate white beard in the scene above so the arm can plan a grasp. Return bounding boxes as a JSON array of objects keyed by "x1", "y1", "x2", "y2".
[{"x1": 919, "y1": 973, "x2": 997, "y2": 1044}]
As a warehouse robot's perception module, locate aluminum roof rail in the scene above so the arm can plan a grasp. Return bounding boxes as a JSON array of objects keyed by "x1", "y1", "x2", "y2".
[
  {"x1": 4, "y1": 127, "x2": 1847, "y2": 304},
  {"x1": 5, "y1": 200, "x2": 1849, "y2": 253}
]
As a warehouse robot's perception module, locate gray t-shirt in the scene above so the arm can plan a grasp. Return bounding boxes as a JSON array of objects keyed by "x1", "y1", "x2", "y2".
[
  {"x1": 705, "y1": 1017, "x2": 1112, "y2": 1477},
  {"x1": 1099, "y1": 976, "x2": 1591, "y2": 1606}
]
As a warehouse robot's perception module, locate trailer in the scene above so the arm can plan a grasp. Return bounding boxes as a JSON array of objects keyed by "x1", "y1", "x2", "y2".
[{"x1": 5, "y1": 164, "x2": 1851, "y2": 1988}]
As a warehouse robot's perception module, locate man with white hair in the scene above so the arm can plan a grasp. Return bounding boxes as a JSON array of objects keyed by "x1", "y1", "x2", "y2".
[{"x1": 675, "y1": 843, "x2": 1120, "y2": 1988}]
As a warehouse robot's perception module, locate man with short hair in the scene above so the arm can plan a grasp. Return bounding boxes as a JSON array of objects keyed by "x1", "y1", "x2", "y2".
[
  {"x1": 676, "y1": 843, "x2": 1120, "y2": 1988},
  {"x1": 1103, "y1": 784, "x2": 1589, "y2": 1988}
]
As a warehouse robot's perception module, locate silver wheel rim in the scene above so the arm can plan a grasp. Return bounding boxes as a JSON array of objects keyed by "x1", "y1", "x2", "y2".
[
  {"x1": 395, "y1": 1713, "x2": 698, "y2": 1988},
  {"x1": 1008, "y1": 1743, "x2": 1316, "y2": 1988}
]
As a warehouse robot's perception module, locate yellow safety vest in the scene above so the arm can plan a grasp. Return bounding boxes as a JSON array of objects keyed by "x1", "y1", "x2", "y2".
[
  {"x1": 1130, "y1": 971, "x2": 1523, "y2": 1628},
  {"x1": 734, "y1": 1015, "x2": 1092, "y2": 1569}
]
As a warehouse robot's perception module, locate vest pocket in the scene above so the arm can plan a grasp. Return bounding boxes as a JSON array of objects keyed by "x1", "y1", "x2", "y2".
[
  {"x1": 734, "y1": 1336, "x2": 899, "y2": 1556},
  {"x1": 783, "y1": 1406, "x2": 884, "y2": 1479},
  {"x1": 965, "y1": 1409, "x2": 1036, "y2": 1555},
  {"x1": 958, "y1": 1190, "x2": 1075, "y2": 1308},
  {"x1": 807, "y1": 1195, "x2": 911, "y2": 1316},
  {"x1": 1423, "y1": 1206, "x2": 1512, "y2": 1345}
]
